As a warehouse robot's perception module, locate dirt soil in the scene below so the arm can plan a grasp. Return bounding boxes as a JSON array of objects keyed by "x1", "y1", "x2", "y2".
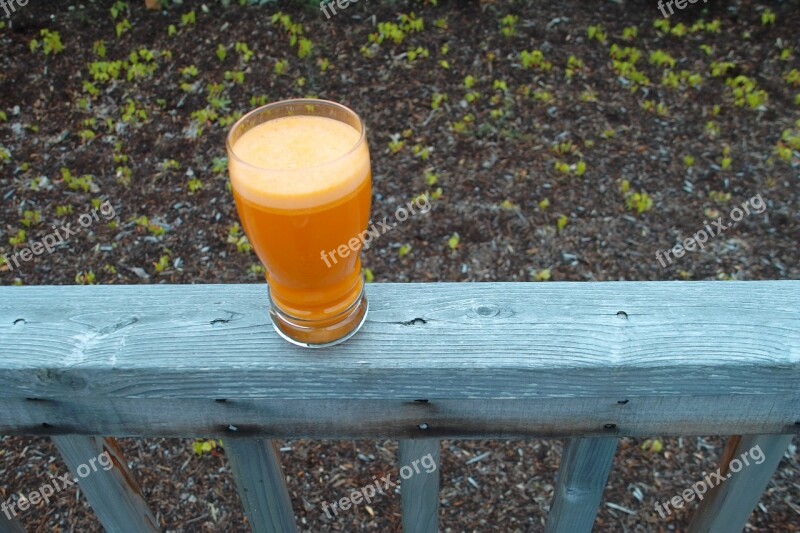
[{"x1": 0, "y1": 0, "x2": 798, "y2": 531}]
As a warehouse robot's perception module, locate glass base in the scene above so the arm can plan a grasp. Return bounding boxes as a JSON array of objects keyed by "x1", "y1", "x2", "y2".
[{"x1": 267, "y1": 285, "x2": 368, "y2": 348}]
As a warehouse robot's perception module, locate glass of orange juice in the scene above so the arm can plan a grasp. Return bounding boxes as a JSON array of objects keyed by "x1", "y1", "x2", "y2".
[{"x1": 226, "y1": 99, "x2": 371, "y2": 348}]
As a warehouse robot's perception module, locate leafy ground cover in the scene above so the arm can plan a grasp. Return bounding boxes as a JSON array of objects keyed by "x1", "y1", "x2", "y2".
[{"x1": 0, "y1": 0, "x2": 798, "y2": 531}]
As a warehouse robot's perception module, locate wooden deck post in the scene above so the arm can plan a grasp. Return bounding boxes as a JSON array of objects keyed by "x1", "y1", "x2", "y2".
[
  {"x1": 687, "y1": 434, "x2": 794, "y2": 533},
  {"x1": 545, "y1": 437, "x2": 618, "y2": 533},
  {"x1": 400, "y1": 439, "x2": 441, "y2": 533},
  {"x1": 224, "y1": 438, "x2": 297, "y2": 533},
  {"x1": 52, "y1": 436, "x2": 158, "y2": 532},
  {"x1": 0, "y1": 510, "x2": 25, "y2": 533}
]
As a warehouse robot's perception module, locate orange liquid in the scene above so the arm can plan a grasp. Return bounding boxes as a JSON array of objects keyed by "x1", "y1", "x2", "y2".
[{"x1": 229, "y1": 115, "x2": 371, "y2": 323}]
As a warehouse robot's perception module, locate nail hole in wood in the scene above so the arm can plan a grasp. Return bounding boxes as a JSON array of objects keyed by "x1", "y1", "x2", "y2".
[{"x1": 616, "y1": 311, "x2": 628, "y2": 320}]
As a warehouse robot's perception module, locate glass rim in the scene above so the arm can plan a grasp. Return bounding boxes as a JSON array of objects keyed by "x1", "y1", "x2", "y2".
[{"x1": 225, "y1": 98, "x2": 367, "y2": 173}]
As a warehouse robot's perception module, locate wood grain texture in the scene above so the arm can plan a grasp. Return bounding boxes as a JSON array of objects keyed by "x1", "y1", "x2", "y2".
[
  {"x1": 399, "y1": 439, "x2": 440, "y2": 533},
  {"x1": 1, "y1": 282, "x2": 798, "y2": 402},
  {"x1": 223, "y1": 439, "x2": 297, "y2": 533},
  {"x1": 1, "y1": 283, "x2": 799, "y2": 437},
  {"x1": 545, "y1": 437, "x2": 618, "y2": 533},
  {"x1": 51, "y1": 436, "x2": 158, "y2": 533},
  {"x1": 2, "y1": 395, "x2": 798, "y2": 439},
  {"x1": 687, "y1": 434, "x2": 795, "y2": 533}
]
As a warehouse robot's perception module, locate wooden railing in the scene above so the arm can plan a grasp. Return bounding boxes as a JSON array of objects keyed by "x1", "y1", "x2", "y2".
[{"x1": 1, "y1": 281, "x2": 798, "y2": 532}]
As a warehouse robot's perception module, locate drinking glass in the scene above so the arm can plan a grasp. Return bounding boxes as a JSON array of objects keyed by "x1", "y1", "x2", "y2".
[{"x1": 227, "y1": 99, "x2": 371, "y2": 347}]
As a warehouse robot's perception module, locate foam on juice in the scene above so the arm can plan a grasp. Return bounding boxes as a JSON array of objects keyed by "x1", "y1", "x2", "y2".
[{"x1": 229, "y1": 115, "x2": 370, "y2": 211}]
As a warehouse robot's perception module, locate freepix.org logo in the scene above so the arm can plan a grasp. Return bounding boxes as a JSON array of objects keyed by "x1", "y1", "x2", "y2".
[{"x1": 0, "y1": 0, "x2": 29, "y2": 18}]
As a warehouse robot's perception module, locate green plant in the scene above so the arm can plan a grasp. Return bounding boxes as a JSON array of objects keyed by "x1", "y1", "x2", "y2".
[
  {"x1": 55, "y1": 205, "x2": 74, "y2": 217},
  {"x1": 192, "y1": 439, "x2": 221, "y2": 456},
  {"x1": 761, "y1": 9, "x2": 776, "y2": 26},
  {"x1": 653, "y1": 19, "x2": 670, "y2": 34},
  {"x1": 9, "y1": 229, "x2": 27, "y2": 247},
  {"x1": 625, "y1": 191, "x2": 653, "y2": 214},
  {"x1": 188, "y1": 178, "x2": 203, "y2": 193},
  {"x1": 785, "y1": 69, "x2": 800, "y2": 87},
  {"x1": 719, "y1": 145, "x2": 732, "y2": 170},
  {"x1": 586, "y1": 25, "x2": 607, "y2": 44},
  {"x1": 519, "y1": 49, "x2": 552, "y2": 71},
  {"x1": 407, "y1": 46, "x2": 429, "y2": 63},
  {"x1": 235, "y1": 42, "x2": 254, "y2": 62},
  {"x1": 61, "y1": 168, "x2": 94, "y2": 192},
  {"x1": 532, "y1": 268, "x2": 551, "y2": 281},
  {"x1": 710, "y1": 61, "x2": 735, "y2": 78},
  {"x1": 709, "y1": 190, "x2": 732, "y2": 204},
  {"x1": 92, "y1": 40, "x2": 106, "y2": 58},
  {"x1": 622, "y1": 26, "x2": 637, "y2": 41},
  {"x1": 75, "y1": 271, "x2": 97, "y2": 285},
  {"x1": 705, "y1": 121, "x2": 721, "y2": 138},
  {"x1": 726, "y1": 75, "x2": 768, "y2": 109},
  {"x1": 388, "y1": 137, "x2": 405, "y2": 154},
  {"x1": 447, "y1": 233, "x2": 460, "y2": 250},
  {"x1": 224, "y1": 70, "x2": 245, "y2": 84},
  {"x1": 297, "y1": 38, "x2": 313, "y2": 59},
  {"x1": 274, "y1": 59, "x2": 289, "y2": 76},
  {"x1": 431, "y1": 93, "x2": 447, "y2": 110},
  {"x1": 649, "y1": 50, "x2": 676, "y2": 69},
  {"x1": 369, "y1": 22, "x2": 405, "y2": 45},
  {"x1": 565, "y1": 56, "x2": 585, "y2": 80},
  {"x1": 227, "y1": 223, "x2": 251, "y2": 254},
  {"x1": 500, "y1": 14, "x2": 518, "y2": 38},
  {"x1": 32, "y1": 29, "x2": 64, "y2": 55},
  {"x1": 181, "y1": 11, "x2": 196, "y2": 26},
  {"x1": 115, "y1": 18, "x2": 132, "y2": 38},
  {"x1": 399, "y1": 12, "x2": 423, "y2": 33},
  {"x1": 78, "y1": 129, "x2": 96, "y2": 143},
  {"x1": 670, "y1": 23, "x2": 687, "y2": 37},
  {"x1": 110, "y1": 1, "x2": 128, "y2": 19},
  {"x1": 412, "y1": 144, "x2": 432, "y2": 160},
  {"x1": 20, "y1": 210, "x2": 41, "y2": 227},
  {"x1": 154, "y1": 254, "x2": 170, "y2": 273},
  {"x1": 363, "y1": 267, "x2": 374, "y2": 283}
]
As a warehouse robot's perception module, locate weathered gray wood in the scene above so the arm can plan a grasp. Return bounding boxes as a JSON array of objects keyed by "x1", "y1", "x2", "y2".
[
  {"x1": 1, "y1": 282, "x2": 798, "y2": 401},
  {"x1": 545, "y1": 437, "x2": 618, "y2": 533},
  {"x1": 224, "y1": 438, "x2": 297, "y2": 533},
  {"x1": 0, "y1": 509, "x2": 25, "y2": 533},
  {"x1": 399, "y1": 439, "x2": 440, "y2": 533},
  {"x1": 2, "y1": 395, "x2": 798, "y2": 439},
  {"x1": 51, "y1": 436, "x2": 157, "y2": 532},
  {"x1": 687, "y1": 434, "x2": 794, "y2": 533}
]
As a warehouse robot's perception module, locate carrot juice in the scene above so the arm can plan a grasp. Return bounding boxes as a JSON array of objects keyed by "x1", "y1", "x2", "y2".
[{"x1": 227, "y1": 100, "x2": 371, "y2": 347}]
